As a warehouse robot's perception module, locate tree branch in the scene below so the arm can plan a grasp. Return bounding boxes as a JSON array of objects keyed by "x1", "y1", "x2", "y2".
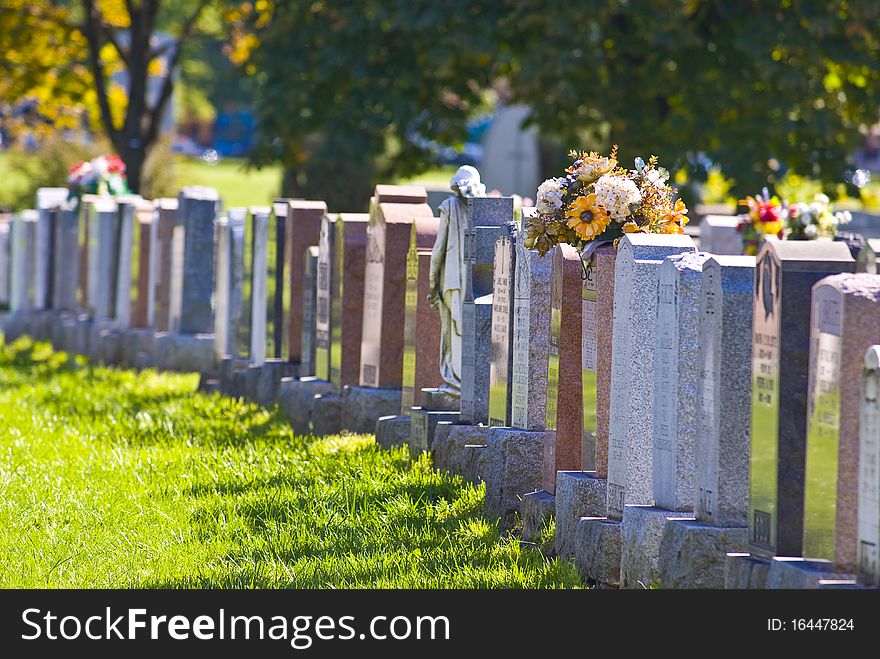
[
  {"x1": 99, "y1": 20, "x2": 129, "y2": 66},
  {"x1": 81, "y1": 0, "x2": 121, "y2": 149},
  {"x1": 145, "y1": 0, "x2": 213, "y2": 145}
]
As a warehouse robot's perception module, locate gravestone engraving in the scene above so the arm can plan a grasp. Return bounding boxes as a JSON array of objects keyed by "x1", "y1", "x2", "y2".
[
  {"x1": 510, "y1": 232, "x2": 553, "y2": 431},
  {"x1": 330, "y1": 214, "x2": 369, "y2": 390},
  {"x1": 582, "y1": 252, "x2": 598, "y2": 470},
  {"x1": 607, "y1": 234, "x2": 696, "y2": 520},
  {"x1": 802, "y1": 274, "x2": 880, "y2": 572},
  {"x1": 859, "y1": 345, "x2": 880, "y2": 585},
  {"x1": 695, "y1": 255, "x2": 756, "y2": 526},
  {"x1": 748, "y1": 240, "x2": 854, "y2": 558},
  {"x1": 487, "y1": 226, "x2": 517, "y2": 426},
  {"x1": 653, "y1": 252, "x2": 713, "y2": 511},
  {"x1": 314, "y1": 214, "x2": 335, "y2": 381}
]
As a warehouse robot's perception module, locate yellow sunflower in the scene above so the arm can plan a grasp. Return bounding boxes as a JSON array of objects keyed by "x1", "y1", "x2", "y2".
[
  {"x1": 622, "y1": 221, "x2": 640, "y2": 233},
  {"x1": 566, "y1": 193, "x2": 611, "y2": 241}
]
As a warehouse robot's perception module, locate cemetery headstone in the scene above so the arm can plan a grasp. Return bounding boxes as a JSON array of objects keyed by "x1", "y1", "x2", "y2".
[
  {"x1": 359, "y1": 185, "x2": 434, "y2": 389},
  {"x1": 10, "y1": 211, "x2": 39, "y2": 313},
  {"x1": 510, "y1": 230, "x2": 553, "y2": 431},
  {"x1": 330, "y1": 214, "x2": 369, "y2": 390},
  {"x1": 856, "y1": 238, "x2": 880, "y2": 273},
  {"x1": 543, "y1": 243, "x2": 584, "y2": 493},
  {"x1": 652, "y1": 252, "x2": 714, "y2": 510},
  {"x1": 460, "y1": 196, "x2": 515, "y2": 424},
  {"x1": 86, "y1": 198, "x2": 119, "y2": 320},
  {"x1": 285, "y1": 200, "x2": 326, "y2": 365},
  {"x1": 401, "y1": 218, "x2": 442, "y2": 411},
  {"x1": 314, "y1": 214, "x2": 335, "y2": 381},
  {"x1": 300, "y1": 246, "x2": 320, "y2": 377},
  {"x1": 695, "y1": 255, "x2": 756, "y2": 526},
  {"x1": 607, "y1": 234, "x2": 696, "y2": 520},
  {"x1": 152, "y1": 198, "x2": 179, "y2": 332},
  {"x1": 699, "y1": 215, "x2": 743, "y2": 255},
  {"x1": 132, "y1": 200, "x2": 154, "y2": 327},
  {"x1": 858, "y1": 345, "x2": 880, "y2": 585},
  {"x1": 0, "y1": 216, "x2": 11, "y2": 309},
  {"x1": 177, "y1": 187, "x2": 219, "y2": 334},
  {"x1": 749, "y1": 239, "x2": 855, "y2": 559},
  {"x1": 52, "y1": 204, "x2": 80, "y2": 312},
  {"x1": 802, "y1": 273, "x2": 880, "y2": 572},
  {"x1": 487, "y1": 225, "x2": 518, "y2": 426},
  {"x1": 249, "y1": 207, "x2": 270, "y2": 365},
  {"x1": 582, "y1": 244, "x2": 616, "y2": 475},
  {"x1": 113, "y1": 195, "x2": 139, "y2": 328}
]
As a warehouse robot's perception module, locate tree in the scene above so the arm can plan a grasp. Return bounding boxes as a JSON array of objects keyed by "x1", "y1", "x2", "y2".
[
  {"x1": 1, "y1": 1, "x2": 218, "y2": 194},
  {"x1": 501, "y1": 0, "x2": 880, "y2": 198},
  {"x1": 231, "y1": 1, "x2": 502, "y2": 210},
  {"x1": 80, "y1": 0, "x2": 215, "y2": 193}
]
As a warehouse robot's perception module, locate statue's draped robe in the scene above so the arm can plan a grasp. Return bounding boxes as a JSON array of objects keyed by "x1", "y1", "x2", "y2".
[{"x1": 430, "y1": 196, "x2": 468, "y2": 393}]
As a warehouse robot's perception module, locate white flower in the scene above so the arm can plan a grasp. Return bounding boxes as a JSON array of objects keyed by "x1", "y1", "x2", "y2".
[
  {"x1": 92, "y1": 156, "x2": 109, "y2": 177},
  {"x1": 804, "y1": 224, "x2": 818, "y2": 238},
  {"x1": 536, "y1": 177, "x2": 566, "y2": 215},
  {"x1": 793, "y1": 203, "x2": 811, "y2": 225},
  {"x1": 593, "y1": 173, "x2": 641, "y2": 221},
  {"x1": 814, "y1": 193, "x2": 830, "y2": 205},
  {"x1": 642, "y1": 168, "x2": 665, "y2": 190},
  {"x1": 833, "y1": 210, "x2": 852, "y2": 225}
]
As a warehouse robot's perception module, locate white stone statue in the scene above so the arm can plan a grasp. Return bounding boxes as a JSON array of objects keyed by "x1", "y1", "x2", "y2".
[{"x1": 429, "y1": 165, "x2": 486, "y2": 396}]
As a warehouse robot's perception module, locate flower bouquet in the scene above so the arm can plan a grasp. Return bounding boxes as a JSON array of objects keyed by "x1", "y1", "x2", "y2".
[
  {"x1": 525, "y1": 147, "x2": 689, "y2": 256},
  {"x1": 785, "y1": 193, "x2": 851, "y2": 241},
  {"x1": 736, "y1": 189, "x2": 786, "y2": 255},
  {"x1": 67, "y1": 154, "x2": 129, "y2": 206},
  {"x1": 737, "y1": 189, "x2": 852, "y2": 254}
]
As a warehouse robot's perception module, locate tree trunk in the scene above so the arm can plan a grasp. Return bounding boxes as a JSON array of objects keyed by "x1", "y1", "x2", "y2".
[{"x1": 121, "y1": 139, "x2": 147, "y2": 194}]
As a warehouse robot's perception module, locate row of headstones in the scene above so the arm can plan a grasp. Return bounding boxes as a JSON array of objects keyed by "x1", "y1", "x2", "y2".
[{"x1": 5, "y1": 184, "x2": 880, "y2": 591}]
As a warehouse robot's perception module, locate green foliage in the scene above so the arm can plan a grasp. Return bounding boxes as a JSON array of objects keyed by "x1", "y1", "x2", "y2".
[
  {"x1": 502, "y1": 0, "x2": 880, "y2": 198},
  {"x1": 240, "y1": 1, "x2": 502, "y2": 210},
  {"x1": 0, "y1": 339, "x2": 581, "y2": 588}
]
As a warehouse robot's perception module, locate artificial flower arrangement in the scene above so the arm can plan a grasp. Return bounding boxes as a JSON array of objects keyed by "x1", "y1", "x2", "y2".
[
  {"x1": 525, "y1": 146, "x2": 689, "y2": 256},
  {"x1": 67, "y1": 154, "x2": 129, "y2": 205},
  {"x1": 737, "y1": 189, "x2": 852, "y2": 254}
]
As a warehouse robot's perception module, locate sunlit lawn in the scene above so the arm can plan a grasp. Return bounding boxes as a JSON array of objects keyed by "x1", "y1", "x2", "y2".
[{"x1": 0, "y1": 338, "x2": 581, "y2": 589}]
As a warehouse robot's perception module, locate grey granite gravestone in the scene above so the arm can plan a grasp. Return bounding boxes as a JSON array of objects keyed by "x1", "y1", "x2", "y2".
[
  {"x1": 620, "y1": 251, "x2": 713, "y2": 588},
  {"x1": 856, "y1": 239, "x2": 880, "y2": 273},
  {"x1": 249, "y1": 207, "x2": 269, "y2": 365},
  {"x1": 114, "y1": 196, "x2": 138, "y2": 328},
  {"x1": 606, "y1": 234, "x2": 696, "y2": 520},
  {"x1": 802, "y1": 274, "x2": 880, "y2": 574},
  {"x1": 86, "y1": 198, "x2": 119, "y2": 320},
  {"x1": 52, "y1": 205, "x2": 80, "y2": 311},
  {"x1": 858, "y1": 345, "x2": 880, "y2": 586},
  {"x1": 510, "y1": 231, "x2": 552, "y2": 431},
  {"x1": 748, "y1": 239, "x2": 854, "y2": 559},
  {"x1": 314, "y1": 214, "x2": 335, "y2": 381},
  {"x1": 300, "y1": 246, "x2": 320, "y2": 377},
  {"x1": 9, "y1": 211, "x2": 38, "y2": 314},
  {"x1": 657, "y1": 256, "x2": 756, "y2": 590},
  {"x1": 0, "y1": 218, "x2": 10, "y2": 310},
  {"x1": 695, "y1": 256, "x2": 756, "y2": 526},
  {"x1": 652, "y1": 251, "x2": 714, "y2": 510},
  {"x1": 487, "y1": 225, "x2": 517, "y2": 427},
  {"x1": 151, "y1": 198, "x2": 179, "y2": 333},
  {"x1": 177, "y1": 186, "x2": 219, "y2": 335},
  {"x1": 699, "y1": 215, "x2": 742, "y2": 255},
  {"x1": 214, "y1": 215, "x2": 233, "y2": 360},
  {"x1": 460, "y1": 197, "x2": 515, "y2": 425}
]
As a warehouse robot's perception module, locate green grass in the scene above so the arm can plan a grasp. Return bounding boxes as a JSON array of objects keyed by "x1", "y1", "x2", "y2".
[
  {"x1": 0, "y1": 338, "x2": 580, "y2": 588},
  {"x1": 175, "y1": 157, "x2": 283, "y2": 209}
]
